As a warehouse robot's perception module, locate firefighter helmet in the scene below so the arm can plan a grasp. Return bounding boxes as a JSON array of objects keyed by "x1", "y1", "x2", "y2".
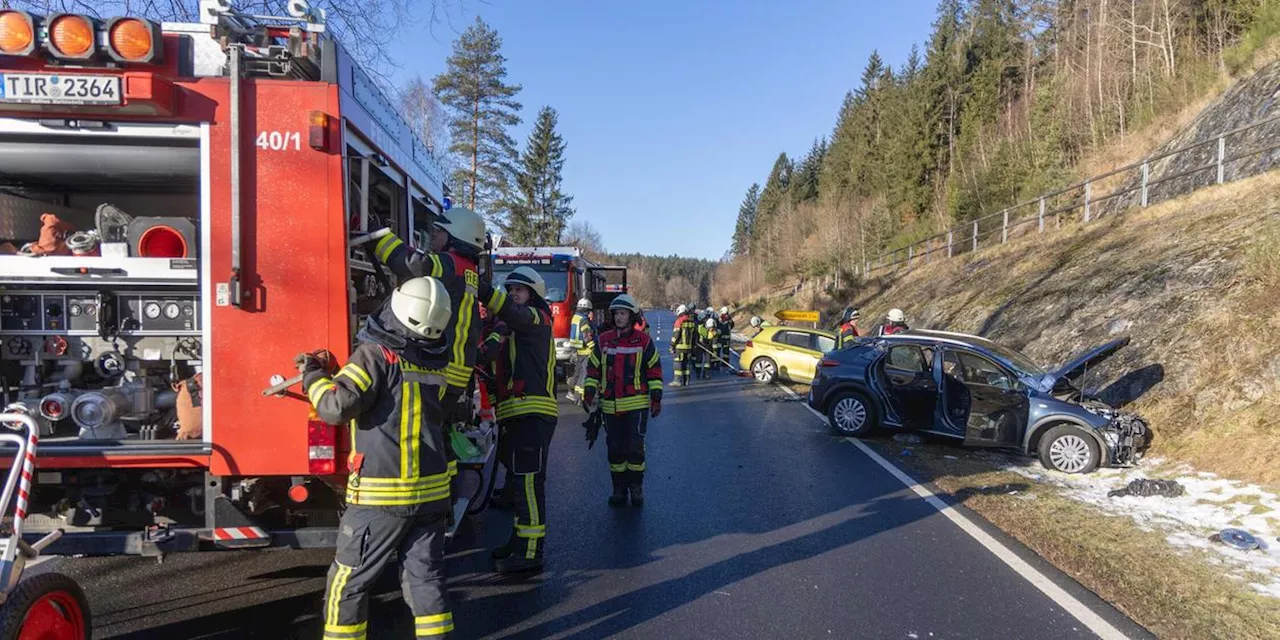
[
  {"x1": 609, "y1": 294, "x2": 640, "y2": 314},
  {"x1": 887, "y1": 308, "x2": 906, "y2": 323},
  {"x1": 434, "y1": 206, "x2": 486, "y2": 252},
  {"x1": 843, "y1": 307, "x2": 861, "y2": 322},
  {"x1": 675, "y1": 304, "x2": 688, "y2": 315},
  {"x1": 719, "y1": 306, "x2": 729, "y2": 316},
  {"x1": 390, "y1": 277, "x2": 452, "y2": 340},
  {"x1": 576, "y1": 298, "x2": 591, "y2": 311},
  {"x1": 750, "y1": 316, "x2": 762, "y2": 328},
  {"x1": 704, "y1": 318, "x2": 716, "y2": 329},
  {"x1": 505, "y1": 266, "x2": 547, "y2": 300}
]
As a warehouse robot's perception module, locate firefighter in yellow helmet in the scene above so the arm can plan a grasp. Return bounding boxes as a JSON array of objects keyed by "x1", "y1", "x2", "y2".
[
  {"x1": 299, "y1": 277, "x2": 457, "y2": 640},
  {"x1": 566, "y1": 298, "x2": 595, "y2": 404},
  {"x1": 583, "y1": 294, "x2": 663, "y2": 506},
  {"x1": 478, "y1": 266, "x2": 558, "y2": 574}
]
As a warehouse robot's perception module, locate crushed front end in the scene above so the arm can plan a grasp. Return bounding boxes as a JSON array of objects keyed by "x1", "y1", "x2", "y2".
[{"x1": 1100, "y1": 413, "x2": 1151, "y2": 466}]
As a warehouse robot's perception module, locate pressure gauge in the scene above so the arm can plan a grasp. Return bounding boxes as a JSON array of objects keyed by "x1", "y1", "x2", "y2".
[
  {"x1": 143, "y1": 302, "x2": 161, "y2": 319},
  {"x1": 69, "y1": 304, "x2": 82, "y2": 317},
  {"x1": 164, "y1": 303, "x2": 181, "y2": 319}
]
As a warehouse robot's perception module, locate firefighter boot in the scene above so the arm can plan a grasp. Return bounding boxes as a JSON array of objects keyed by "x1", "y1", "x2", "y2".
[
  {"x1": 608, "y1": 473, "x2": 628, "y2": 507},
  {"x1": 629, "y1": 485, "x2": 644, "y2": 507}
]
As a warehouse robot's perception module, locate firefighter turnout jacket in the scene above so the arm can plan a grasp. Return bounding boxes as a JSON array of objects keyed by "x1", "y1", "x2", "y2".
[
  {"x1": 480, "y1": 281, "x2": 559, "y2": 421},
  {"x1": 672, "y1": 313, "x2": 698, "y2": 353},
  {"x1": 569, "y1": 311, "x2": 595, "y2": 356},
  {"x1": 839, "y1": 321, "x2": 860, "y2": 347},
  {"x1": 303, "y1": 308, "x2": 455, "y2": 508},
  {"x1": 372, "y1": 233, "x2": 481, "y2": 395},
  {"x1": 584, "y1": 328, "x2": 663, "y2": 414}
]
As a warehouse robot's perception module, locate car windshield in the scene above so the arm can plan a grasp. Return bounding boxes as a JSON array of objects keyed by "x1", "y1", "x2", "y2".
[
  {"x1": 493, "y1": 268, "x2": 570, "y2": 303},
  {"x1": 984, "y1": 342, "x2": 1047, "y2": 377}
]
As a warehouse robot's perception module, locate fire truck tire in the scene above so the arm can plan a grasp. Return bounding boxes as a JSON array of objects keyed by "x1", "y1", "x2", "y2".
[{"x1": 0, "y1": 571, "x2": 91, "y2": 640}]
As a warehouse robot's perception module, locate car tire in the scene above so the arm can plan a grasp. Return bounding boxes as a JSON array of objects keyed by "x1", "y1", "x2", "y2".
[
  {"x1": 827, "y1": 391, "x2": 876, "y2": 437},
  {"x1": 1037, "y1": 425, "x2": 1101, "y2": 474},
  {"x1": 750, "y1": 357, "x2": 778, "y2": 384}
]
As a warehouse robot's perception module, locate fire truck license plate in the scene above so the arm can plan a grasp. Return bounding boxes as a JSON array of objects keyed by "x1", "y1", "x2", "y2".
[{"x1": 0, "y1": 73, "x2": 121, "y2": 106}]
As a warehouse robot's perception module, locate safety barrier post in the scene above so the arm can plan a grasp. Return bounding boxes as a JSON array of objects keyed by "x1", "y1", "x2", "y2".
[
  {"x1": 1038, "y1": 198, "x2": 1045, "y2": 233},
  {"x1": 972, "y1": 220, "x2": 978, "y2": 252},
  {"x1": 1141, "y1": 162, "x2": 1149, "y2": 207},
  {"x1": 1083, "y1": 181, "x2": 1092, "y2": 222},
  {"x1": 1217, "y1": 135, "x2": 1226, "y2": 184},
  {"x1": 1001, "y1": 209, "x2": 1009, "y2": 243},
  {"x1": 947, "y1": 230, "x2": 953, "y2": 257}
]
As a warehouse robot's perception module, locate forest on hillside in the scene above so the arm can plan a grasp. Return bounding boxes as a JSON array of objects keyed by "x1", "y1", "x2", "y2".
[
  {"x1": 719, "y1": 0, "x2": 1280, "y2": 300},
  {"x1": 601, "y1": 254, "x2": 718, "y2": 309}
]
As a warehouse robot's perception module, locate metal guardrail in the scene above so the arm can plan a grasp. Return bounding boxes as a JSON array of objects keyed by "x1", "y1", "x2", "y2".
[{"x1": 855, "y1": 113, "x2": 1280, "y2": 276}]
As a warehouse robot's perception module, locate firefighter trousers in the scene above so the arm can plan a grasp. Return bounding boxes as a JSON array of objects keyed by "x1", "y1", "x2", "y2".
[
  {"x1": 498, "y1": 414, "x2": 557, "y2": 561},
  {"x1": 673, "y1": 350, "x2": 692, "y2": 384},
  {"x1": 571, "y1": 352, "x2": 590, "y2": 397},
  {"x1": 605, "y1": 410, "x2": 648, "y2": 491},
  {"x1": 323, "y1": 503, "x2": 453, "y2": 640}
]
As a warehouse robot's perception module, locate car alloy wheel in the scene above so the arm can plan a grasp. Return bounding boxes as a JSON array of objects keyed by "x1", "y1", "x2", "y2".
[
  {"x1": 751, "y1": 358, "x2": 777, "y2": 383},
  {"x1": 832, "y1": 396, "x2": 867, "y2": 435},
  {"x1": 1048, "y1": 433, "x2": 1092, "y2": 473}
]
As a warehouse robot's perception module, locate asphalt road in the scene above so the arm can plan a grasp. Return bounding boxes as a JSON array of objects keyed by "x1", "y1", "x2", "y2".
[{"x1": 32, "y1": 311, "x2": 1151, "y2": 639}]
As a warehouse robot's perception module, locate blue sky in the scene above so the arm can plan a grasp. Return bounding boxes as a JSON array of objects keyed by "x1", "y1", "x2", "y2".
[{"x1": 387, "y1": 1, "x2": 937, "y2": 260}]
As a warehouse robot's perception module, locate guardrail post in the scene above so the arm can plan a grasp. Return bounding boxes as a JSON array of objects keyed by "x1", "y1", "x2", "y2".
[
  {"x1": 1038, "y1": 198, "x2": 1045, "y2": 233},
  {"x1": 1084, "y1": 181, "x2": 1092, "y2": 222},
  {"x1": 972, "y1": 220, "x2": 978, "y2": 252},
  {"x1": 1217, "y1": 135, "x2": 1226, "y2": 184},
  {"x1": 908, "y1": 245, "x2": 913, "y2": 265},
  {"x1": 947, "y1": 230, "x2": 953, "y2": 257},
  {"x1": 1141, "y1": 161, "x2": 1149, "y2": 207},
  {"x1": 1001, "y1": 209, "x2": 1009, "y2": 243}
]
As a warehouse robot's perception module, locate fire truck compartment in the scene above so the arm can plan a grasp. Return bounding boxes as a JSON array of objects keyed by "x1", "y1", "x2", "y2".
[{"x1": 0, "y1": 120, "x2": 206, "y2": 452}]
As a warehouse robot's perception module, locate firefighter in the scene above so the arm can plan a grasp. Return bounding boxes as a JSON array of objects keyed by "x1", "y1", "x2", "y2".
[
  {"x1": 634, "y1": 311, "x2": 650, "y2": 334},
  {"x1": 838, "y1": 307, "x2": 861, "y2": 347},
  {"x1": 299, "y1": 277, "x2": 457, "y2": 640},
  {"x1": 566, "y1": 298, "x2": 595, "y2": 404},
  {"x1": 582, "y1": 294, "x2": 663, "y2": 507},
  {"x1": 716, "y1": 307, "x2": 733, "y2": 372},
  {"x1": 879, "y1": 308, "x2": 910, "y2": 336},
  {"x1": 479, "y1": 266, "x2": 558, "y2": 574},
  {"x1": 369, "y1": 207, "x2": 486, "y2": 419},
  {"x1": 669, "y1": 305, "x2": 696, "y2": 386},
  {"x1": 698, "y1": 317, "x2": 718, "y2": 377}
]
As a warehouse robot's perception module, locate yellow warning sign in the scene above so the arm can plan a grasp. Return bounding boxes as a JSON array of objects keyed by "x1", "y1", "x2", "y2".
[{"x1": 774, "y1": 309, "x2": 820, "y2": 323}]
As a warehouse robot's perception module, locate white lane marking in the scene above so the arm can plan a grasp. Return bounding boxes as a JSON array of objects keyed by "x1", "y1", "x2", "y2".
[{"x1": 778, "y1": 384, "x2": 1131, "y2": 640}]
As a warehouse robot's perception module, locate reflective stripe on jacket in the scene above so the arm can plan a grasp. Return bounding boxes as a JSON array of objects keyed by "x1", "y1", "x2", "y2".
[
  {"x1": 303, "y1": 343, "x2": 455, "y2": 507},
  {"x1": 583, "y1": 328, "x2": 663, "y2": 414},
  {"x1": 373, "y1": 234, "x2": 480, "y2": 394},
  {"x1": 481, "y1": 282, "x2": 559, "y2": 421}
]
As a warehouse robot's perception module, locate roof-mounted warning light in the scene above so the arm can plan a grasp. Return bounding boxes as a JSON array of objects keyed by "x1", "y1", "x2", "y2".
[
  {"x1": 104, "y1": 17, "x2": 163, "y2": 64},
  {"x1": 45, "y1": 13, "x2": 98, "y2": 60},
  {"x1": 0, "y1": 10, "x2": 37, "y2": 57}
]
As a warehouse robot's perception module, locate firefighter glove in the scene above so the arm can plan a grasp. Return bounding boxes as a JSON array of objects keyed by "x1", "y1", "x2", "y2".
[
  {"x1": 650, "y1": 391, "x2": 662, "y2": 418},
  {"x1": 582, "y1": 389, "x2": 596, "y2": 407},
  {"x1": 294, "y1": 352, "x2": 323, "y2": 374}
]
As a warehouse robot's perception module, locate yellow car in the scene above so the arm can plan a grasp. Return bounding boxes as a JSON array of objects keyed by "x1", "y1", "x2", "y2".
[{"x1": 739, "y1": 326, "x2": 839, "y2": 384}]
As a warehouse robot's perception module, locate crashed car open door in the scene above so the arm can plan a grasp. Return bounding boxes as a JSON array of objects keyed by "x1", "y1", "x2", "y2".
[
  {"x1": 939, "y1": 348, "x2": 1030, "y2": 448},
  {"x1": 879, "y1": 343, "x2": 938, "y2": 430}
]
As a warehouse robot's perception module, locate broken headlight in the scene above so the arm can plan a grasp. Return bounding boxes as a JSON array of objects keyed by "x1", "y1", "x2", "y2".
[{"x1": 1102, "y1": 413, "x2": 1151, "y2": 465}]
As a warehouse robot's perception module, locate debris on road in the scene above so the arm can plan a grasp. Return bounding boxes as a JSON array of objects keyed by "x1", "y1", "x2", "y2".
[
  {"x1": 893, "y1": 433, "x2": 923, "y2": 446},
  {"x1": 1213, "y1": 528, "x2": 1269, "y2": 552},
  {"x1": 1107, "y1": 478, "x2": 1186, "y2": 498}
]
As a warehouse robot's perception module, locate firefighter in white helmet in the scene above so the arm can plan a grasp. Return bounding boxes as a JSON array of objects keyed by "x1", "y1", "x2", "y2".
[
  {"x1": 670, "y1": 304, "x2": 696, "y2": 386},
  {"x1": 368, "y1": 206, "x2": 486, "y2": 421},
  {"x1": 878, "y1": 308, "x2": 910, "y2": 336},
  {"x1": 299, "y1": 277, "x2": 457, "y2": 640},
  {"x1": 715, "y1": 307, "x2": 733, "y2": 373},
  {"x1": 583, "y1": 294, "x2": 664, "y2": 506},
  {"x1": 566, "y1": 298, "x2": 595, "y2": 403},
  {"x1": 478, "y1": 266, "x2": 558, "y2": 574}
]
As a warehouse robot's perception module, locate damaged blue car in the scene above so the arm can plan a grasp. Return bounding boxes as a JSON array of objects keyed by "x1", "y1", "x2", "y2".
[{"x1": 807, "y1": 330, "x2": 1151, "y2": 474}]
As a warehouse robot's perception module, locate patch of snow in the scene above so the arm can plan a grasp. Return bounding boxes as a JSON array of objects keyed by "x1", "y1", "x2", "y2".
[{"x1": 993, "y1": 455, "x2": 1280, "y2": 598}]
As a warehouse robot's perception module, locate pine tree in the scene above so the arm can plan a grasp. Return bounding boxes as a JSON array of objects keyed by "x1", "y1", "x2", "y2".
[
  {"x1": 508, "y1": 106, "x2": 574, "y2": 244},
  {"x1": 754, "y1": 153, "x2": 792, "y2": 231},
  {"x1": 433, "y1": 17, "x2": 522, "y2": 222},
  {"x1": 732, "y1": 183, "x2": 760, "y2": 256}
]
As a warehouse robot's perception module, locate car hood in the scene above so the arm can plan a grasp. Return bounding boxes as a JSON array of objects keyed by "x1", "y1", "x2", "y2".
[{"x1": 1049, "y1": 337, "x2": 1130, "y2": 386}]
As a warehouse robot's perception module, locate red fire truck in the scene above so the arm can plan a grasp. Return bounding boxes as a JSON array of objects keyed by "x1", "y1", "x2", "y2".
[
  {"x1": 490, "y1": 246, "x2": 627, "y2": 381},
  {"x1": 0, "y1": 2, "x2": 491, "y2": 631}
]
